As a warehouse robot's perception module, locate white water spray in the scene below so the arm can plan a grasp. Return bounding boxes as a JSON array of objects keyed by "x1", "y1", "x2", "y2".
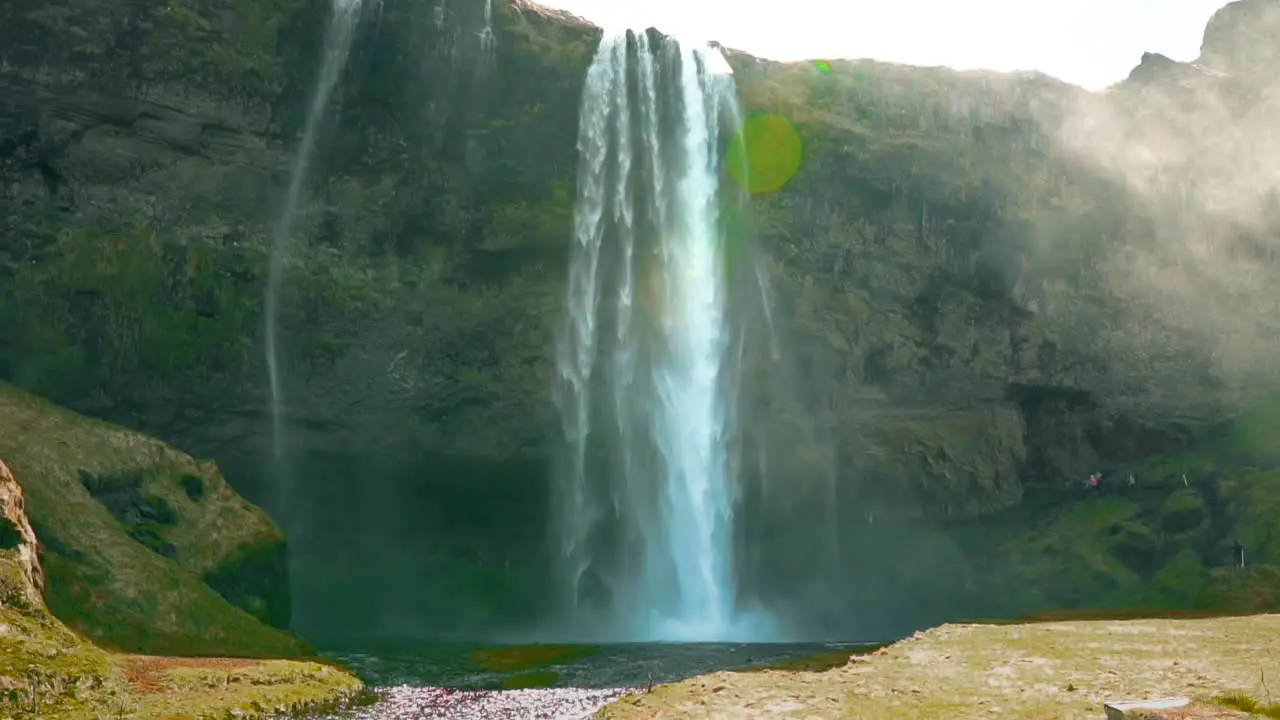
[
  {"x1": 265, "y1": 0, "x2": 363, "y2": 468},
  {"x1": 554, "y1": 31, "x2": 773, "y2": 641}
]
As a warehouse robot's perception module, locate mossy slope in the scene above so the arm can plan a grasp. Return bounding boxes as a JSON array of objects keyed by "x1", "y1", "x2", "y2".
[
  {"x1": 1, "y1": 452, "x2": 362, "y2": 719},
  {"x1": 968, "y1": 395, "x2": 1280, "y2": 618},
  {"x1": 800, "y1": 394, "x2": 1280, "y2": 639},
  {"x1": 0, "y1": 382, "x2": 305, "y2": 657}
]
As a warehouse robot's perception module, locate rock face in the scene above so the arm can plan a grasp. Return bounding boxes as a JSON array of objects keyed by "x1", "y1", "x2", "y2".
[
  {"x1": 0, "y1": 383, "x2": 308, "y2": 656},
  {"x1": 0, "y1": 459, "x2": 45, "y2": 612},
  {"x1": 1198, "y1": 0, "x2": 1280, "y2": 82},
  {"x1": 1, "y1": 0, "x2": 1278, "y2": 637}
]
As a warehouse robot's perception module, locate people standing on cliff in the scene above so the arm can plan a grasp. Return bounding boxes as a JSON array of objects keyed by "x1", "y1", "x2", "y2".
[
  {"x1": 1089, "y1": 473, "x2": 1099, "y2": 491},
  {"x1": 1232, "y1": 539, "x2": 1245, "y2": 569},
  {"x1": 1127, "y1": 473, "x2": 1136, "y2": 490},
  {"x1": 1182, "y1": 474, "x2": 1189, "y2": 487}
]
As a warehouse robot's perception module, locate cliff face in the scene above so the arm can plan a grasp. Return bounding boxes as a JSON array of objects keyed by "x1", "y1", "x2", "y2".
[
  {"x1": 0, "y1": 0, "x2": 597, "y2": 469},
  {"x1": 1, "y1": 0, "x2": 1278, "y2": 638}
]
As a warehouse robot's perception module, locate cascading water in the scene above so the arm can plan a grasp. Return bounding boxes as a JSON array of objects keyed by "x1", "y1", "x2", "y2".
[
  {"x1": 264, "y1": 0, "x2": 363, "y2": 475},
  {"x1": 553, "y1": 30, "x2": 774, "y2": 642},
  {"x1": 478, "y1": 0, "x2": 495, "y2": 59}
]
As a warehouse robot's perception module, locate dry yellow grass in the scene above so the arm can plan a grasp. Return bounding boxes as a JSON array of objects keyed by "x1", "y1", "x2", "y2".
[{"x1": 600, "y1": 615, "x2": 1280, "y2": 719}]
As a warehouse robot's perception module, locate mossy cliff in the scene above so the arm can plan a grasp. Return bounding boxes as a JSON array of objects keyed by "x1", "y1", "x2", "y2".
[
  {"x1": 1, "y1": 454, "x2": 362, "y2": 719},
  {"x1": 0, "y1": 382, "x2": 305, "y2": 657},
  {"x1": 1, "y1": 0, "x2": 1279, "y2": 638}
]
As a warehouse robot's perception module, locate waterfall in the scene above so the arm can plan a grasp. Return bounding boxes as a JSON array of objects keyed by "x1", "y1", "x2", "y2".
[
  {"x1": 478, "y1": 0, "x2": 495, "y2": 59},
  {"x1": 264, "y1": 0, "x2": 362, "y2": 476},
  {"x1": 553, "y1": 30, "x2": 774, "y2": 641}
]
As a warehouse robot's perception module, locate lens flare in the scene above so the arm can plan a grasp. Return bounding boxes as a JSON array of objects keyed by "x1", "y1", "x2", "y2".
[{"x1": 725, "y1": 112, "x2": 804, "y2": 195}]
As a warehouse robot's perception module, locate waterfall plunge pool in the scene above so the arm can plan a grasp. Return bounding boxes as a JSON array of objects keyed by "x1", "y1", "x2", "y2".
[{"x1": 312, "y1": 640, "x2": 880, "y2": 719}]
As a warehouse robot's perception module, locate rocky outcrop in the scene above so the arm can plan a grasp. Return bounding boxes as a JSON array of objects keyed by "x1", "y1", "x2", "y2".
[
  {"x1": 0, "y1": 459, "x2": 44, "y2": 612},
  {"x1": 1, "y1": 0, "x2": 1278, "y2": 637}
]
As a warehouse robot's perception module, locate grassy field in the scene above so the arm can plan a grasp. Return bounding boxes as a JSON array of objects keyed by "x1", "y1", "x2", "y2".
[
  {"x1": 599, "y1": 614, "x2": 1280, "y2": 719},
  {"x1": 0, "y1": 601, "x2": 364, "y2": 719}
]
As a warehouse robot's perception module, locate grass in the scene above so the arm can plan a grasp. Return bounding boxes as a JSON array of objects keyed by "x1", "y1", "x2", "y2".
[
  {"x1": 598, "y1": 614, "x2": 1280, "y2": 719},
  {"x1": 935, "y1": 393, "x2": 1280, "y2": 621},
  {"x1": 118, "y1": 655, "x2": 364, "y2": 719},
  {"x1": 0, "y1": 382, "x2": 307, "y2": 657},
  {"x1": 1216, "y1": 690, "x2": 1280, "y2": 718},
  {"x1": 0, "y1": 602, "x2": 364, "y2": 720}
]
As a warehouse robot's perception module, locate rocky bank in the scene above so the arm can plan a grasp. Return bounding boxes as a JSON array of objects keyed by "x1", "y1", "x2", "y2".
[{"x1": 1, "y1": 0, "x2": 1279, "y2": 638}]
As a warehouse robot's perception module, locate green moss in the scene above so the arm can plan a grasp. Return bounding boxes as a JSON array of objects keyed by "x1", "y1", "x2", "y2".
[
  {"x1": 501, "y1": 670, "x2": 560, "y2": 689},
  {"x1": 1129, "y1": 395, "x2": 1280, "y2": 483},
  {"x1": 1159, "y1": 489, "x2": 1208, "y2": 534},
  {"x1": 123, "y1": 658, "x2": 363, "y2": 719},
  {"x1": 0, "y1": 226, "x2": 262, "y2": 411},
  {"x1": 0, "y1": 603, "x2": 361, "y2": 720},
  {"x1": 471, "y1": 644, "x2": 601, "y2": 672},
  {"x1": 11, "y1": 0, "x2": 309, "y2": 102},
  {"x1": 738, "y1": 645, "x2": 890, "y2": 673},
  {"x1": 1201, "y1": 566, "x2": 1280, "y2": 612},
  {"x1": 0, "y1": 383, "x2": 305, "y2": 657},
  {"x1": 495, "y1": 2, "x2": 597, "y2": 75},
  {"x1": 1224, "y1": 468, "x2": 1280, "y2": 562},
  {"x1": 0, "y1": 604, "x2": 122, "y2": 718},
  {"x1": 202, "y1": 539, "x2": 293, "y2": 631},
  {"x1": 963, "y1": 394, "x2": 1280, "y2": 619},
  {"x1": 0, "y1": 550, "x2": 37, "y2": 612}
]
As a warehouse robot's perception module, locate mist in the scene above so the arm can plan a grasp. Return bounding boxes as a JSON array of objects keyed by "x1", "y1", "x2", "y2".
[{"x1": 1042, "y1": 0, "x2": 1280, "y2": 414}]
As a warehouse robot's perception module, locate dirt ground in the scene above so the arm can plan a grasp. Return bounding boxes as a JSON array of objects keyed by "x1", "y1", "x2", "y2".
[{"x1": 598, "y1": 614, "x2": 1280, "y2": 719}]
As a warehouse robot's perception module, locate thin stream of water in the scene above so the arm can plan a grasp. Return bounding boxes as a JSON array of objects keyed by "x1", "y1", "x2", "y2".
[{"x1": 265, "y1": 0, "x2": 363, "y2": 489}]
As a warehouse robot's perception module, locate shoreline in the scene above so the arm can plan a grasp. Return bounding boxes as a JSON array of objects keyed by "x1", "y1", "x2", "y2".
[{"x1": 595, "y1": 613, "x2": 1280, "y2": 719}]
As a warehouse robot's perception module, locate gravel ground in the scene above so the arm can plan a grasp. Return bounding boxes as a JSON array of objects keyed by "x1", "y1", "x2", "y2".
[{"x1": 330, "y1": 685, "x2": 637, "y2": 719}]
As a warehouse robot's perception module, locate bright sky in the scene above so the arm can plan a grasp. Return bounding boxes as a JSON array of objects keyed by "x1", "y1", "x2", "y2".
[{"x1": 541, "y1": 0, "x2": 1231, "y2": 90}]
